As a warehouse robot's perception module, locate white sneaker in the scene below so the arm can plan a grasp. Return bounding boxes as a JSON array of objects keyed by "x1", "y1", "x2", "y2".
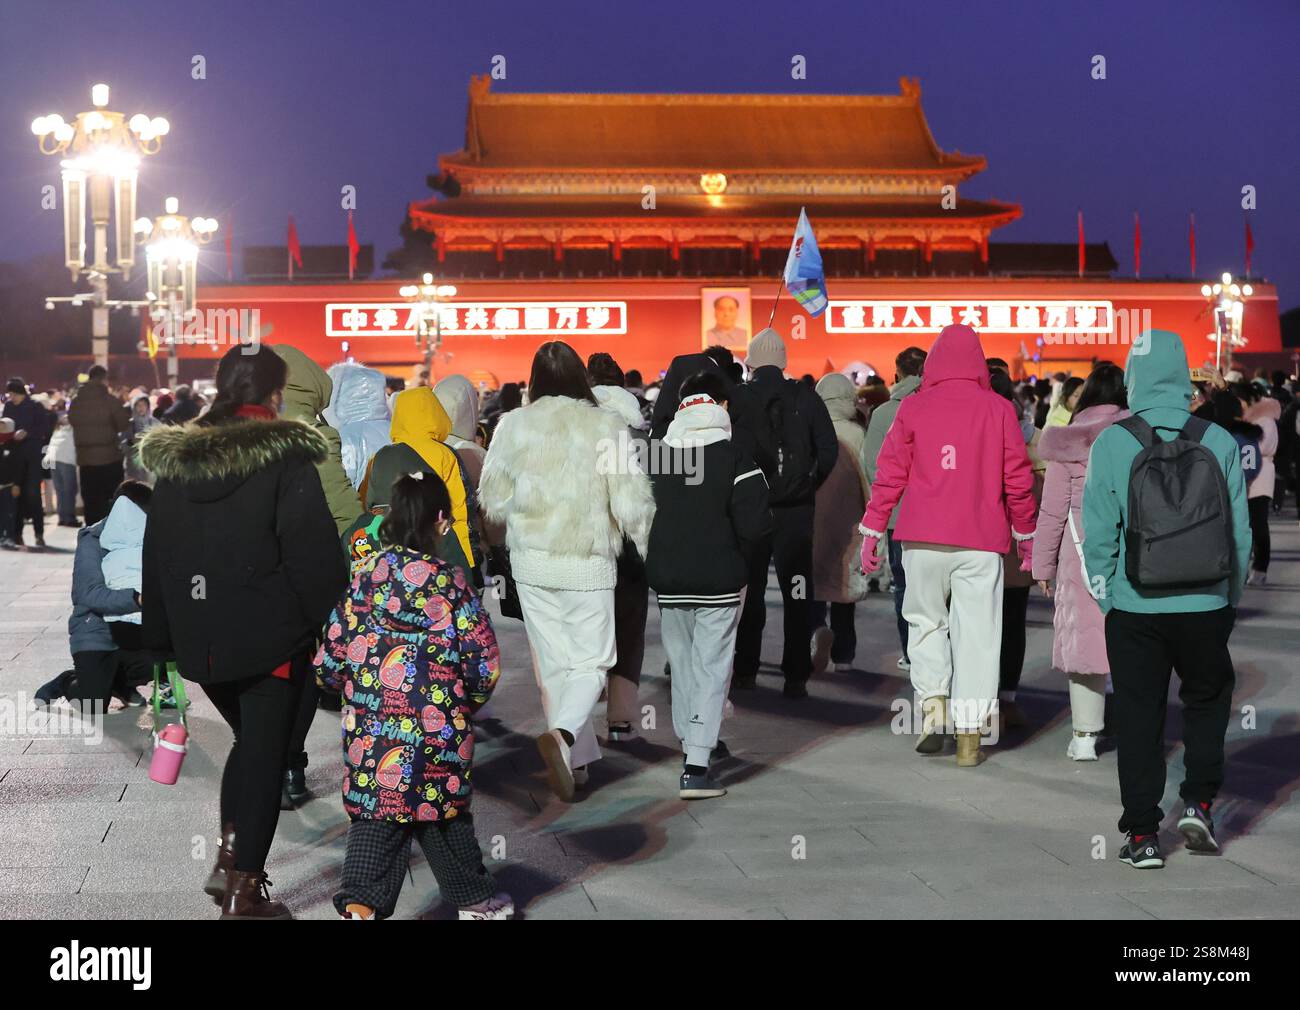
[
  {"x1": 810, "y1": 627, "x2": 833, "y2": 675},
  {"x1": 1067, "y1": 733, "x2": 1099, "y2": 761},
  {"x1": 897, "y1": 656, "x2": 911, "y2": 672},
  {"x1": 1246, "y1": 570, "x2": 1267, "y2": 587},
  {"x1": 572, "y1": 765, "x2": 590, "y2": 787},
  {"x1": 834, "y1": 662, "x2": 853, "y2": 672}
]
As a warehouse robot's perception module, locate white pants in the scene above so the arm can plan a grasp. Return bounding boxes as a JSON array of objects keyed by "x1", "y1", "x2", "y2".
[
  {"x1": 516, "y1": 583, "x2": 615, "y2": 768},
  {"x1": 1068, "y1": 672, "x2": 1106, "y2": 734},
  {"x1": 660, "y1": 602, "x2": 743, "y2": 767},
  {"x1": 901, "y1": 545, "x2": 1003, "y2": 731}
]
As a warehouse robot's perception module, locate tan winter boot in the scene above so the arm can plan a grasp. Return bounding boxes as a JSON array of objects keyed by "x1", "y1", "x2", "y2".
[
  {"x1": 956, "y1": 732, "x2": 985, "y2": 767},
  {"x1": 915, "y1": 696, "x2": 947, "y2": 754}
]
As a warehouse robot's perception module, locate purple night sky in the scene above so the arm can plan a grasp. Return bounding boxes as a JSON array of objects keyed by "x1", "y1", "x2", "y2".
[{"x1": 1, "y1": 0, "x2": 1296, "y2": 308}]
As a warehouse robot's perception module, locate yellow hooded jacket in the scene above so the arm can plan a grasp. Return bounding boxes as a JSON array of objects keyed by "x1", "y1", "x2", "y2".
[{"x1": 366, "y1": 386, "x2": 475, "y2": 566}]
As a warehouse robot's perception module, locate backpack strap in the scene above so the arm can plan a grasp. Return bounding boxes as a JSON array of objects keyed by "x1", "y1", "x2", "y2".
[
  {"x1": 1180, "y1": 415, "x2": 1212, "y2": 444},
  {"x1": 1116, "y1": 415, "x2": 1157, "y2": 450}
]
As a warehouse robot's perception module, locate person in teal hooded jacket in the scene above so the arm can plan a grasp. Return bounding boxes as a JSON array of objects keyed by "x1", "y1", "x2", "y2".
[{"x1": 1082, "y1": 330, "x2": 1249, "y2": 869}]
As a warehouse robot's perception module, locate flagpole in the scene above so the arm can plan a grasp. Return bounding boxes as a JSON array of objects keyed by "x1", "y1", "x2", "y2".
[{"x1": 766, "y1": 281, "x2": 783, "y2": 329}]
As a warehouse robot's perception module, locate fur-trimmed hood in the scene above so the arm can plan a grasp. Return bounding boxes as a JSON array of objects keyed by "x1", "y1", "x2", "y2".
[
  {"x1": 1036, "y1": 403, "x2": 1128, "y2": 464},
  {"x1": 140, "y1": 417, "x2": 328, "y2": 501}
]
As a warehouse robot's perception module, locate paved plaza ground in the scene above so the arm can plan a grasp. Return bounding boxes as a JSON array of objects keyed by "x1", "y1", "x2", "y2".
[{"x1": 1, "y1": 517, "x2": 1297, "y2": 920}]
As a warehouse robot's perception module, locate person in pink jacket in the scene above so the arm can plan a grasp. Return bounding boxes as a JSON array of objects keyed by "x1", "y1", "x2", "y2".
[
  {"x1": 860, "y1": 324, "x2": 1037, "y2": 767},
  {"x1": 1240, "y1": 385, "x2": 1280, "y2": 585},
  {"x1": 1030, "y1": 363, "x2": 1129, "y2": 761}
]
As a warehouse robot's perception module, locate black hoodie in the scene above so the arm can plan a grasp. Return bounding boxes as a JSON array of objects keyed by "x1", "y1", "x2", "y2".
[{"x1": 139, "y1": 417, "x2": 347, "y2": 683}]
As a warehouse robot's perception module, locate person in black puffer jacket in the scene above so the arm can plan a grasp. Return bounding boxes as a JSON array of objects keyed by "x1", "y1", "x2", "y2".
[
  {"x1": 647, "y1": 371, "x2": 771, "y2": 799},
  {"x1": 140, "y1": 346, "x2": 347, "y2": 920}
]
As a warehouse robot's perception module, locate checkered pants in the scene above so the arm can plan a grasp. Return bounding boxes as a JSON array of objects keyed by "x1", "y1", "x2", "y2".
[{"x1": 334, "y1": 815, "x2": 496, "y2": 918}]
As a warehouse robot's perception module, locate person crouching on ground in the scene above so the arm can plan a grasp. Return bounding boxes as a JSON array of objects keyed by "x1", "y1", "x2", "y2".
[
  {"x1": 35, "y1": 480, "x2": 156, "y2": 710},
  {"x1": 646, "y1": 371, "x2": 771, "y2": 798},
  {"x1": 315, "y1": 472, "x2": 511, "y2": 919},
  {"x1": 858, "y1": 324, "x2": 1037, "y2": 767}
]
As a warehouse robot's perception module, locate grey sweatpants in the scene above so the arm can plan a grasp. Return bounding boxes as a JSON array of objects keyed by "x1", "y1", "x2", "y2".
[{"x1": 660, "y1": 601, "x2": 743, "y2": 767}]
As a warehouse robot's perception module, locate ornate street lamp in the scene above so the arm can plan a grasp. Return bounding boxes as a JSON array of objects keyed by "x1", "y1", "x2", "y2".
[
  {"x1": 136, "y1": 197, "x2": 219, "y2": 384},
  {"x1": 32, "y1": 84, "x2": 169, "y2": 368},
  {"x1": 399, "y1": 273, "x2": 457, "y2": 383},
  {"x1": 1200, "y1": 272, "x2": 1252, "y2": 374}
]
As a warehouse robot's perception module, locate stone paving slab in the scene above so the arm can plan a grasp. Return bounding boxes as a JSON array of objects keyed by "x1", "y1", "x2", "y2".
[{"x1": 2, "y1": 518, "x2": 1298, "y2": 919}]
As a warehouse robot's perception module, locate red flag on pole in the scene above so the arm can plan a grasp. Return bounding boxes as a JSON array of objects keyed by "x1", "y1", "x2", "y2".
[
  {"x1": 1245, "y1": 217, "x2": 1255, "y2": 278},
  {"x1": 347, "y1": 210, "x2": 359, "y2": 281},
  {"x1": 1189, "y1": 212, "x2": 1197, "y2": 276},
  {"x1": 287, "y1": 216, "x2": 303, "y2": 280},
  {"x1": 1133, "y1": 212, "x2": 1141, "y2": 279},
  {"x1": 225, "y1": 211, "x2": 234, "y2": 282},
  {"x1": 1077, "y1": 210, "x2": 1085, "y2": 277}
]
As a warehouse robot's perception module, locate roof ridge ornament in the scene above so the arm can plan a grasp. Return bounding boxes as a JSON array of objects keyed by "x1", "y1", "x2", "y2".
[{"x1": 900, "y1": 76, "x2": 921, "y2": 99}]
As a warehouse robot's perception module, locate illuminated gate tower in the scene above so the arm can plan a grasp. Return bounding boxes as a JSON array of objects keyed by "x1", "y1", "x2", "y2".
[
  {"x1": 409, "y1": 75, "x2": 1017, "y2": 290},
  {"x1": 189, "y1": 77, "x2": 1281, "y2": 383}
]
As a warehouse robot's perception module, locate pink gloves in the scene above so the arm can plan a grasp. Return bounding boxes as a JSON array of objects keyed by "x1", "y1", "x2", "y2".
[
  {"x1": 860, "y1": 527, "x2": 885, "y2": 574},
  {"x1": 1016, "y1": 537, "x2": 1033, "y2": 573}
]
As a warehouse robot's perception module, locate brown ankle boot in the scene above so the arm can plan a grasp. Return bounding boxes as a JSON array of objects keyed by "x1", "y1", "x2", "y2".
[
  {"x1": 203, "y1": 824, "x2": 236, "y2": 904},
  {"x1": 220, "y1": 870, "x2": 293, "y2": 920},
  {"x1": 955, "y1": 732, "x2": 985, "y2": 767}
]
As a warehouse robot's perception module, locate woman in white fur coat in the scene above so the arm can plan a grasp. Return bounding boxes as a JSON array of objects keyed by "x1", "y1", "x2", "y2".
[{"x1": 479, "y1": 342, "x2": 655, "y2": 801}]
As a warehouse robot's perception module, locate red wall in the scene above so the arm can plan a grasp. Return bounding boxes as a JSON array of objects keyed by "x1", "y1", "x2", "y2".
[{"x1": 186, "y1": 276, "x2": 1283, "y2": 384}]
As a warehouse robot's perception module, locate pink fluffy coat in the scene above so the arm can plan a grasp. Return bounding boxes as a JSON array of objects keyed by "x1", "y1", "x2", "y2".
[{"x1": 1031, "y1": 403, "x2": 1127, "y2": 675}]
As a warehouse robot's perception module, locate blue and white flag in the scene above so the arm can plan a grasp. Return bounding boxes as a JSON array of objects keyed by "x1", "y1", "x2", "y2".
[{"x1": 782, "y1": 207, "x2": 828, "y2": 317}]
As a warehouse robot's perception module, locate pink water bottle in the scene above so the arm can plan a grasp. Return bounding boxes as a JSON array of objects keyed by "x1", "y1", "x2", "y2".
[{"x1": 149, "y1": 723, "x2": 188, "y2": 785}]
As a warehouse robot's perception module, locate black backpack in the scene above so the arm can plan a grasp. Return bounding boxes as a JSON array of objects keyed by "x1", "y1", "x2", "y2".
[
  {"x1": 750, "y1": 380, "x2": 817, "y2": 504},
  {"x1": 1118, "y1": 415, "x2": 1233, "y2": 590}
]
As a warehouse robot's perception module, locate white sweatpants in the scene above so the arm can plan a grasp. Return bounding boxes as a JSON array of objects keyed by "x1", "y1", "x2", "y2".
[
  {"x1": 660, "y1": 602, "x2": 743, "y2": 768},
  {"x1": 901, "y1": 545, "x2": 1003, "y2": 731},
  {"x1": 516, "y1": 583, "x2": 616, "y2": 768},
  {"x1": 1068, "y1": 672, "x2": 1106, "y2": 734}
]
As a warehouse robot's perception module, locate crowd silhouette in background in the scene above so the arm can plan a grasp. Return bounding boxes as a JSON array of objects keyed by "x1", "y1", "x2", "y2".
[{"x1": 4, "y1": 323, "x2": 1297, "y2": 917}]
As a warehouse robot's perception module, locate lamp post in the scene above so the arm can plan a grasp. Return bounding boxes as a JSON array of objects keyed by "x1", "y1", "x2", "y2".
[
  {"x1": 32, "y1": 84, "x2": 169, "y2": 369},
  {"x1": 136, "y1": 197, "x2": 219, "y2": 385},
  {"x1": 1200, "y1": 272, "x2": 1252, "y2": 374},
  {"x1": 399, "y1": 273, "x2": 457, "y2": 384}
]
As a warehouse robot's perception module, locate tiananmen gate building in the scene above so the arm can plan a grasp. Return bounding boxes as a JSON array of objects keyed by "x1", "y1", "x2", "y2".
[{"x1": 185, "y1": 76, "x2": 1282, "y2": 385}]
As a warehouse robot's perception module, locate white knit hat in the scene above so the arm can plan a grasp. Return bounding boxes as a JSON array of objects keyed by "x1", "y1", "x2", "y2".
[{"x1": 746, "y1": 327, "x2": 788, "y2": 370}]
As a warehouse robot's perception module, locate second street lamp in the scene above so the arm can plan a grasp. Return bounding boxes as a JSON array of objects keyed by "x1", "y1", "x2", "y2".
[
  {"x1": 1200, "y1": 272, "x2": 1252, "y2": 374},
  {"x1": 400, "y1": 273, "x2": 457, "y2": 384},
  {"x1": 137, "y1": 197, "x2": 218, "y2": 385}
]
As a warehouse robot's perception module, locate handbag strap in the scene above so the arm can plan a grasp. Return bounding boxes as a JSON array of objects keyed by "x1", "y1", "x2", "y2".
[{"x1": 151, "y1": 661, "x2": 189, "y2": 732}]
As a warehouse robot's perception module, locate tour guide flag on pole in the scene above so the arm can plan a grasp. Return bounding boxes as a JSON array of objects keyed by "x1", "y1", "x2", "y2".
[{"x1": 782, "y1": 208, "x2": 828, "y2": 317}]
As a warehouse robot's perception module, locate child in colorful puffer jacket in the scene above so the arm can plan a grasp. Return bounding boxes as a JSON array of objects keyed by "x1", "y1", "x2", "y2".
[
  {"x1": 315, "y1": 471, "x2": 510, "y2": 920},
  {"x1": 859, "y1": 324, "x2": 1037, "y2": 767}
]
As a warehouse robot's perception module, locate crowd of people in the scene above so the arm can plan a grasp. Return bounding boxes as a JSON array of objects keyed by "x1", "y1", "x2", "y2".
[{"x1": 5, "y1": 323, "x2": 1296, "y2": 918}]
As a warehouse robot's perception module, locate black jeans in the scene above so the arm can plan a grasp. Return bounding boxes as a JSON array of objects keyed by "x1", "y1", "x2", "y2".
[
  {"x1": 70, "y1": 649, "x2": 154, "y2": 710},
  {"x1": 611, "y1": 551, "x2": 649, "y2": 688},
  {"x1": 1105, "y1": 607, "x2": 1236, "y2": 837},
  {"x1": 809, "y1": 600, "x2": 857, "y2": 664},
  {"x1": 736, "y1": 503, "x2": 814, "y2": 683},
  {"x1": 1247, "y1": 496, "x2": 1271, "y2": 572},
  {"x1": 14, "y1": 454, "x2": 44, "y2": 538},
  {"x1": 887, "y1": 533, "x2": 909, "y2": 659},
  {"x1": 79, "y1": 461, "x2": 124, "y2": 526},
  {"x1": 204, "y1": 654, "x2": 309, "y2": 873},
  {"x1": 285, "y1": 678, "x2": 318, "y2": 773},
  {"x1": 999, "y1": 585, "x2": 1031, "y2": 694}
]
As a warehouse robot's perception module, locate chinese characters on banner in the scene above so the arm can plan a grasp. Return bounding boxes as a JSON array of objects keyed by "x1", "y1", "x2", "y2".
[
  {"x1": 324, "y1": 301, "x2": 628, "y2": 338},
  {"x1": 826, "y1": 300, "x2": 1114, "y2": 335}
]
